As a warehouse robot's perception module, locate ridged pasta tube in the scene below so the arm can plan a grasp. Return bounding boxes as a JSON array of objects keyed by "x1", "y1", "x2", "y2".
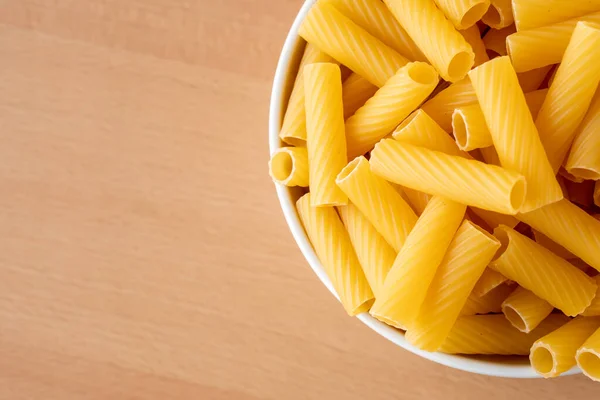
[
  {"x1": 512, "y1": 0, "x2": 600, "y2": 30},
  {"x1": 452, "y1": 89, "x2": 549, "y2": 152},
  {"x1": 469, "y1": 56, "x2": 562, "y2": 212},
  {"x1": 535, "y1": 22, "x2": 600, "y2": 173},
  {"x1": 490, "y1": 226, "x2": 597, "y2": 316},
  {"x1": 472, "y1": 268, "x2": 508, "y2": 297},
  {"x1": 407, "y1": 220, "x2": 499, "y2": 351},
  {"x1": 507, "y1": 12, "x2": 600, "y2": 72},
  {"x1": 576, "y1": 325, "x2": 600, "y2": 381},
  {"x1": 439, "y1": 314, "x2": 569, "y2": 355},
  {"x1": 421, "y1": 78, "x2": 478, "y2": 132},
  {"x1": 383, "y1": 0, "x2": 475, "y2": 81},
  {"x1": 502, "y1": 287, "x2": 554, "y2": 333},
  {"x1": 518, "y1": 199, "x2": 600, "y2": 273},
  {"x1": 370, "y1": 139, "x2": 527, "y2": 214},
  {"x1": 338, "y1": 203, "x2": 396, "y2": 297},
  {"x1": 346, "y1": 62, "x2": 439, "y2": 158},
  {"x1": 303, "y1": 63, "x2": 348, "y2": 207},
  {"x1": 299, "y1": 2, "x2": 409, "y2": 87},
  {"x1": 461, "y1": 283, "x2": 513, "y2": 316},
  {"x1": 532, "y1": 230, "x2": 575, "y2": 260},
  {"x1": 268, "y1": 147, "x2": 309, "y2": 187},
  {"x1": 297, "y1": 193, "x2": 374, "y2": 315},
  {"x1": 483, "y1": 25, "x2": 514, "y2": 58},
  {"x1": 279, "y1": 44, "x2": 336, "y2": 146},
  {"x1": 341, "y1": 73, "x2": 378, "y2": 120},
  {"x1": 565, "y1": 89, "x2": 600, "y2": 180},
  {"x1": 336, "y1": 156, "x2": 418, "y2": 252},
  {"x1": 370, "y1": 196, "x2": 466, "y2": 329},
  {"x1": 320, "y1": 0, "x2": 425, "y2": 61},
  {"x1": 530, "y1": 317, "x2": 600, "y2": 378}
]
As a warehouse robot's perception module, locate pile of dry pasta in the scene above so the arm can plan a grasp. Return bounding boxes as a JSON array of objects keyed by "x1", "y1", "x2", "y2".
[{"x1": 268, "y1": 0, "x2": 600, "y2": 381}]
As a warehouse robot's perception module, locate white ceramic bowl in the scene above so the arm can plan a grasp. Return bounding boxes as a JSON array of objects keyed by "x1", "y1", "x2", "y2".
[{"x1": 268, "y1": 0, "x2": 579, "y2": 378}]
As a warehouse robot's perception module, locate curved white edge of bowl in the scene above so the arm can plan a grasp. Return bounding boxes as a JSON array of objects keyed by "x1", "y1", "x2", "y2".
[{"x1": 267, "y1": 0, "x2": 579, "y2": 379}]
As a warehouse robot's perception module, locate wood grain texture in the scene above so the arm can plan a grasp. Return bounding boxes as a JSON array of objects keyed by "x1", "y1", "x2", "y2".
[{"x1": 0, "y1": 0, "x2": 597, "y2": 398}]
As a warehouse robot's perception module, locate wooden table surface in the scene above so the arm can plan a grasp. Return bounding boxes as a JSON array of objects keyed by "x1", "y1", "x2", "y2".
[{"x1": 0, "y1": 0, "x2": 597, "y2": 398}]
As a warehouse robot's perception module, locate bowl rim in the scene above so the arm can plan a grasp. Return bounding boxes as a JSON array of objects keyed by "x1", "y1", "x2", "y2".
[{"x1": 268, "y1": 0, "x2": 579, "y2": 379}]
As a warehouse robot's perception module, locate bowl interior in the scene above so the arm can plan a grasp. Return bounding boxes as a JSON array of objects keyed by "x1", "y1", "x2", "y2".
[{"x1": 268, "y1": 0, "x2": 578, "y2": 379}]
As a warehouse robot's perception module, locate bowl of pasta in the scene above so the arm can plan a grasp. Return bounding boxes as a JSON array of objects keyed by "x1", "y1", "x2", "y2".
[{"x1": 269, "y1": 0, "x2": 600, "y2": 380}]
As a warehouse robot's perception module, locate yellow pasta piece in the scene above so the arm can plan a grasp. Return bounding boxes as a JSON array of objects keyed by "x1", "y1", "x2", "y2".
[
  {"x1": 421, "y1": 78, "x2": 478, "y2": 132},
  {"x1": 469, "y1": 56, "x2": 563, "y2": 212},
  {"x1": 320, "y1": 0, "x2": 425, "y2": 61},
  {"x1": 299, "y1": 2, "x2": 409, "y2": 87},
  {"x1": 479, "y1": 146, "x2": 500, "y2": 167},
  {"x1": 482, "y1": 25, "x2": 514, "y2": 58},
  {"x1": 391, "y1": 111, "x2": 519, "y2": 227},
  {"x1": 401, "y1": 187, "x2": 432, "y2": 216},
  {"x1": 370, "y1": 196, "x2": 466, "y2": 329},
  {"x1": 440, "y1": 314, "x2": 569, "y2": 355},
  {"x1": 502, "y1": 287, "x2": 553, "y2": 333},
  {"x1": 565, "y1": 89, "x2": 600, "y2": 180},
  {"x1": 473, "y1": 268, "x2": 508, "y2": 297},
  {"x1": 279, "y1": 44, "x2": 336, "y2": 146},
  {"x1": 523, "y1": 88, "x2": 549, "y2": 119},
  {"x1": 461, "y1": 283, "x2": 514, "y2": 315},
  {"x1": 297, "y1": 193, "x2": 374, "y2": 315},
  {"x1": 346, "y1": 62, "x2": 439, "y2": 158},
  {"x1": 407, "y1": 220, "x2": 499, "y2": 351},
  {"x1": 452, "y1": 89, "x2": 549, "y2": 152},
  {"x1": 383, "y1": 0, "x2": 475, "y2": 82},
  {"x1": 533, "y1": 230, "x2": 576, "y2": 260},
  {"x1": 337, "y1": 203, "x2": 396, "y2": 297},
  {"x1": 341, "y1": 73, "x2": 379, "y2": 120},
  {"x1": 433, "y1": 0, "x2": 490, "y2": 30},
  {"x1": 452, "y1": 104, "x2": 493, "y2": 152},
  {"x1": 268, "y1": 147, "x2": 309, "y2": 187},
  {"x1": 582, "y1": 276, "x2": 600, "y2": 317},
  {"x1": 392, "y1": 109, "x2": 466, "y2": 158},
  {"x1": 535, "y1": 23, "x2": 600, "y2": 173},
  {"x1": 596, "y1": 182, "x2": 600, "y2": 208},
  {"x1": 513, "y1": 0, "x2": 600, "y2": 31},
  {"x1": 507, "y1": 12, "x2": 600, "y2": 73},
  {"x1": 303, "y1": 63, "x2": 348, "y2": 207},
  {"x1": 519, "y1": 199, "x2": 600, "y2": 273},
  {"x1": 336, "y1": 156, "x2": 418, "y2": 252},
  {"x1": 459, "y1": 25, "x2": 489, "y2": 67},
  {"x1": 490, "y1": 226, "x2": 597, "y2": 316},
  {"x1": 577, "y1": 325, "x2": 600, "y2": 382},
  {"x1": 517, "y1": 66, "x2": 552, "y2": 94},
  {"x1": 530, "y1": 316, "x2": 600, "y2": 378},
  {"x1": 469, "y1": 207, "x2": 519, "y2": 230},
  {"x1": 370, "y1": 139, "x2": 526, "y2": 214},
  {"x1": 482, "y1": 0, "x2": 513, "y2": 29}
]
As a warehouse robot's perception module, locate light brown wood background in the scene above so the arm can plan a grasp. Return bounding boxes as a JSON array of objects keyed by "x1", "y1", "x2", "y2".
[{"x1": 0, "y1": 0, "x2": 597, "y2": 398}]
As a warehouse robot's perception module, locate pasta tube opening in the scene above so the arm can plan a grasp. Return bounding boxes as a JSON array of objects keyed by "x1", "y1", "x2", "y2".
[
  {"x1": 270, "y1": 150, "x2": 294, "y2": 182},
  {"x1": 530, "y1": 344, "x2": 556, "y2": 377},
  {"x1": 337, "y1": 157, "x2": 362, "y2": 184},
  {"x1": 482, "y1": 5, "x2": 501, "y2": 27},
  {"x1": 269, "y1": 148, "x2": 309, "y2": 187},
  {"x1": 502, "y1": 305, "x2": 527, "y2": 332},
  {"x1": 448, "y1": 52, "x2": 474, "y2": 83},
  {"x1": 569, "y1": 168, "x2": 600, "y2": 181},
  {"x1": 407, "y1": 62, "x2": 439, "y2": 85},
  {"x1": 461, "y1": 3, "x2": 490, "y2": 30},
  {"x1": 577, "y1": 351, "x2": 600, "y2": 381},
  {"x1": 451, "y1": 106, "x2": 493, "y2": 151}
]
